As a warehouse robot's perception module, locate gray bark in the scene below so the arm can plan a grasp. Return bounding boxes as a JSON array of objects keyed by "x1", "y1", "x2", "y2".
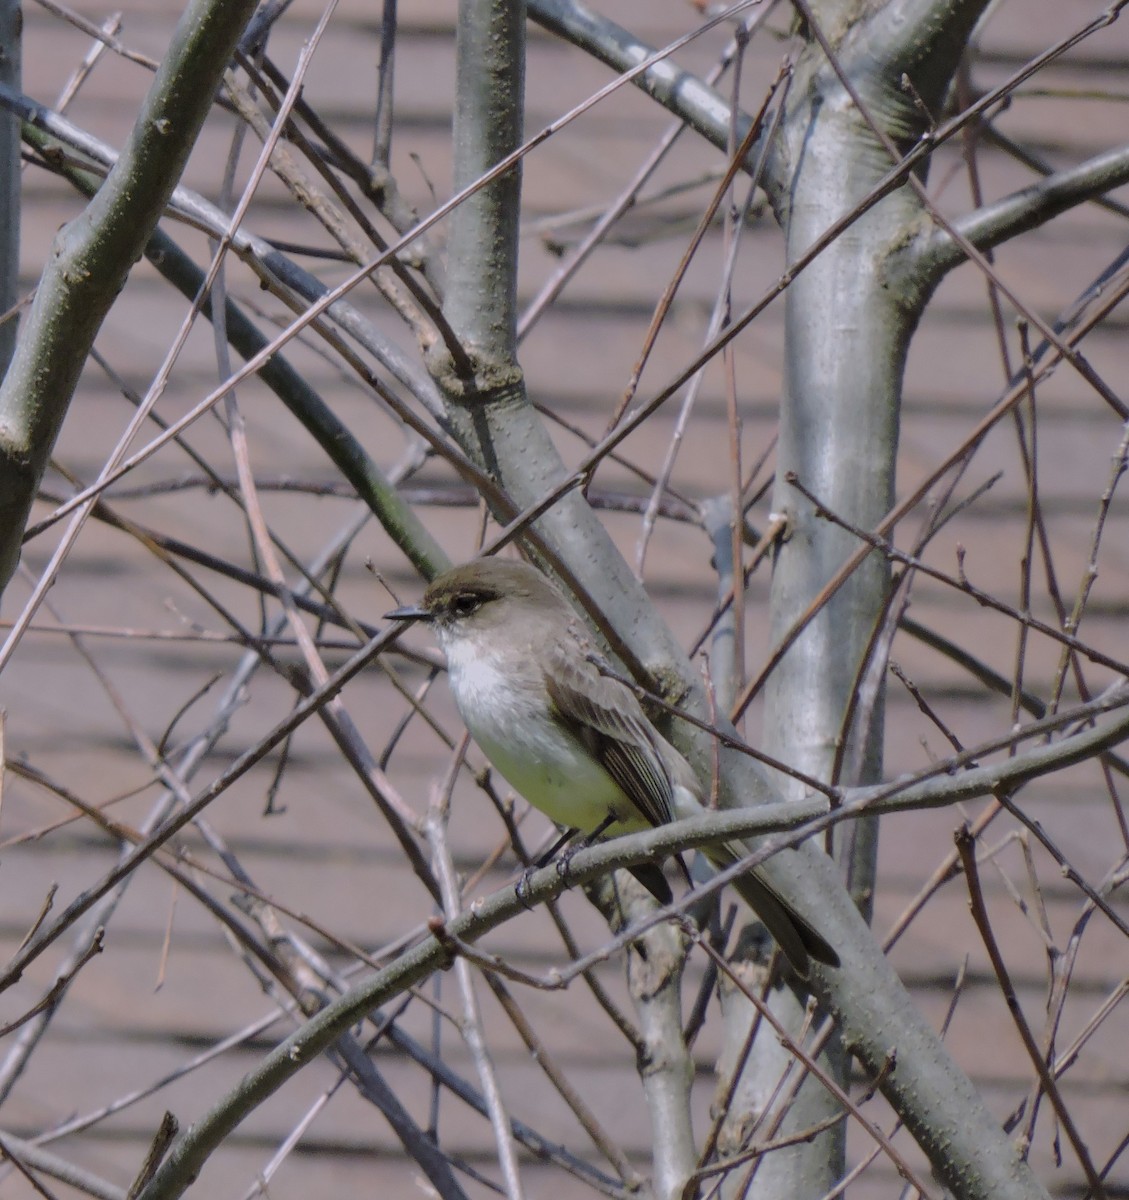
[
  {"x1": 0, "y1": 0, "x2": 258, "y2": 593},
  {"x1": 0, "y1": 0, "x2": 19, "y2": 378}
]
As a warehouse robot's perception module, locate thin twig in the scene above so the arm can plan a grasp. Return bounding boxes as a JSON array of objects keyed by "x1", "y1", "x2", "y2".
[{"x1": 955, "y1": 827, "x2": 1108, "y2": 1199}]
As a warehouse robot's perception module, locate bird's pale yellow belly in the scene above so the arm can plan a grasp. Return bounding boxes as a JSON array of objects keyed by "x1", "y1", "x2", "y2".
[{"x1": 449, "y1": 648, "x2": 646, "y2": 835}]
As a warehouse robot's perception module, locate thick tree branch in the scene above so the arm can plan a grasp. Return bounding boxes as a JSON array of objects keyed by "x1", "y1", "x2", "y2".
[
  {"x1": 0, "y1": 0, "x2": 258, "y2": 593},
  {"x1": 842, "y1": 0, "x2": 991, "y2": 121},
  {"x1": 528, "y1": 0, "x2": 763, "y2": 178},
  {"x1": 0, "y1": 0, "x2": 19, "y2": 379},
  {"x1": 443, "y1": 0, "x2": 525, "y2": 363},
  {"x1": 906, "y1": 143, "x2": 1129, "y2": 283}
]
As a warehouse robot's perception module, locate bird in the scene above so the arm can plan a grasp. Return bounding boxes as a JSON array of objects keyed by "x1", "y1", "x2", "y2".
[{"x1": 387, "y1": 558, "x2": 838, "y2": 976}]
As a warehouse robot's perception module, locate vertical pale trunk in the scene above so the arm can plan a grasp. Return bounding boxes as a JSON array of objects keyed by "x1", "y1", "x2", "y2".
[
  {"x1": 746, "y1": 105, "x2": 913, "y2": 1197},
  {"x1": 0, "y1": 0, "x2": 19, "y2": 377},
  {"x1": 735, "y1": 3, "x2": 963, "y2": 1192}
]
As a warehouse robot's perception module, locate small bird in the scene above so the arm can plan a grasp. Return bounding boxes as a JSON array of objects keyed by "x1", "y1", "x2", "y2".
[{"x1": 387, "y1": 559, "x2": 837, "y2": 976}]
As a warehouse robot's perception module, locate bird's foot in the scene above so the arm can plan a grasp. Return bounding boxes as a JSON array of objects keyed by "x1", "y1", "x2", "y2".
[
  {"x1": 555, "y1": 843, "x2": 579, "y2": 890},
  {"x1": 514, "y1": 868, "x2": 538, "y2": 910}
]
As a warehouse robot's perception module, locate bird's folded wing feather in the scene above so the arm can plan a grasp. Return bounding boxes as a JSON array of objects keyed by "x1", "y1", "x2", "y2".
[
  {"x1": 542, "y1": 640, "x2": 675, "y2": 828},
  {"x1": 541, "y1": 639, "x2": 840, "y2": 973}
]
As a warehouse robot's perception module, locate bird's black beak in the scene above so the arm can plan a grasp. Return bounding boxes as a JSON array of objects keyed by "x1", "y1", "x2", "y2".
[{"x1": 385, "y1": 603, "x2": 430, "y2": 623}]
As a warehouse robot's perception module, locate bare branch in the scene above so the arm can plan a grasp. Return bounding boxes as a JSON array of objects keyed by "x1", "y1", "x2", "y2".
[
  {"x1": 0, "y1": 0, "x2": 259, "y2": 592},
  {"x1": 0, "y1": 1129, "x2": 126, "y2": 1200},
  {"x1": 911, "y1": 143, "x2": 1129, "y2": 281},
  {"x1": 528, "y1": 0, "x2": 764, "y2": 182}
]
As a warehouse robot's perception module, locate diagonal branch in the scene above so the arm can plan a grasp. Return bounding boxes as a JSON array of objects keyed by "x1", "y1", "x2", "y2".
[
  {"x1": 910, "y1": 143, "x2": 1129, "y2": 281},
  {"x1": 528, "y1": 0, "x2": 765, "y2": 181},
  {"x1": 0, "y1": 0, "x2": 259, "y2": 594}
]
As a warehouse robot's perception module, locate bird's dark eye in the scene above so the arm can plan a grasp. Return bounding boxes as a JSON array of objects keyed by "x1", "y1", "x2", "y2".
[{"x1": 451, "y1": 592, "x2": 482, "y2": 617}]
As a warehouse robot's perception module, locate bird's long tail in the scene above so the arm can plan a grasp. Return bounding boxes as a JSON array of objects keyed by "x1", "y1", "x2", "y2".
[{"x1": 709, "y1": 846, "x2": 839, "y2": 979}]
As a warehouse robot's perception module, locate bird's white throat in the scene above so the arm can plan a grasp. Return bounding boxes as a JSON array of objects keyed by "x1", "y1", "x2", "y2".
[{"x1": 439, "y1": 630, "x2": 639, "y2": 833}]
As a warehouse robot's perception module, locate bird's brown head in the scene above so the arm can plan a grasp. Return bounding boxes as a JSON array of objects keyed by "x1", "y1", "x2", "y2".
[{"x1": 386, "y1": 559, "x2": 570, "y2": 636}]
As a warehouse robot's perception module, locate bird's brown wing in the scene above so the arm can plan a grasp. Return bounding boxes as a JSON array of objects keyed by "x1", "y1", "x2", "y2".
[
  {"x1": 542, "y1": 639, "x2": 675, "y2": 829},
  {"x1": 542, "y1": 637, "x2": 840, "y2": 971}
]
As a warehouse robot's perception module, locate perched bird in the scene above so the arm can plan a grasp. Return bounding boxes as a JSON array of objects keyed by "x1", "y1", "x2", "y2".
[{"x1": 388, "y1": 559, "x2": 837, "y2": 975}]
